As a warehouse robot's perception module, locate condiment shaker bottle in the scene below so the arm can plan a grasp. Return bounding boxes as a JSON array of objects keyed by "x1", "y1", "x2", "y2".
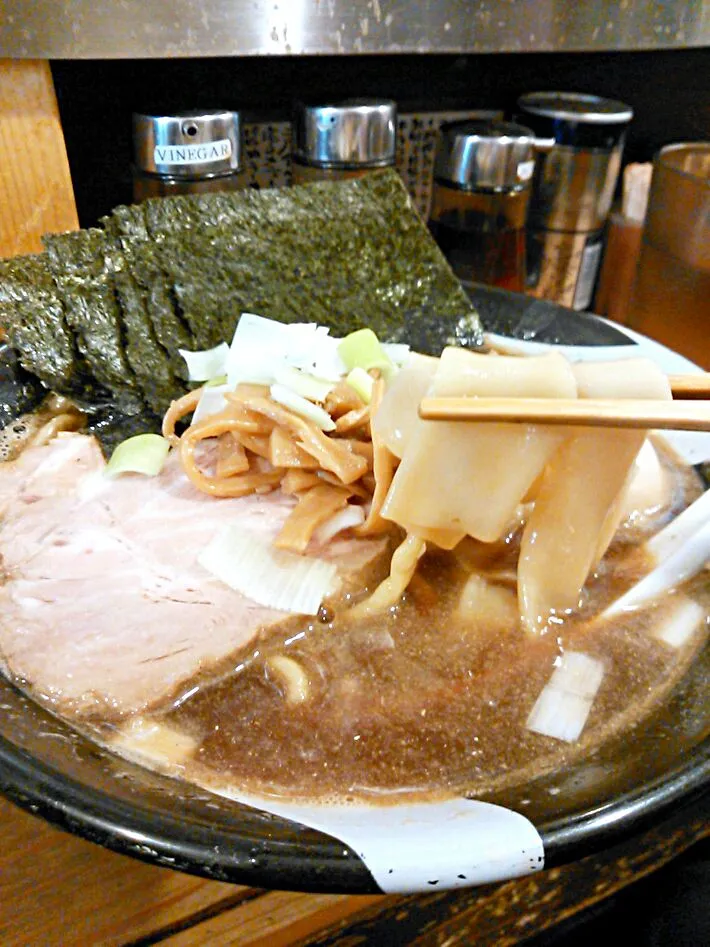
[
  {"x1": 291, "y1": 99, "x2": 397, "y2": 185},
  {"x1": 517, "y1": 92, "x2": 633, "y2": 310},
  {"x1": 132, "y1": 109, "x2": 242, "y2": 202},
  {"x1": 594, "y1": 162, "x2": 653, "y2": 322},
  {"x1": 429, "y1": 120, "x2": 540, "y2": 293}
]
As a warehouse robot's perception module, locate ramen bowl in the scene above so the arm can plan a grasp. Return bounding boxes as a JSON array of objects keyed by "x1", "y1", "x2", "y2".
[{"x1": 0, "y1": 287, "x2": 707, "y2": 893}]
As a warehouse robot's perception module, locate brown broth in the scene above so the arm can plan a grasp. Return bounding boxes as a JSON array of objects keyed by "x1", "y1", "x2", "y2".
[
  {"x1": 148, "y1": 525, "x2": 707, "y2": 804},
  {"x1": 6, "y1": 423, "x2": 707, "y2": 806}
]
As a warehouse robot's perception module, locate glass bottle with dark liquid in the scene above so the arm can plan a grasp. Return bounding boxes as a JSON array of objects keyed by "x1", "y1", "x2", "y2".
[{"x1": 429, "y1": 120, "x2": 539, "y2": 293}]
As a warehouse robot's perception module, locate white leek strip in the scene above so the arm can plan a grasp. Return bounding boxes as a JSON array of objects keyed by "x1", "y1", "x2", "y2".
[
  {"x1": 270, "y1": 383, "x2": 336, "y2": 431},
  {"x1": 313, "y1": 504, "x2": 366, "y2": 546},
  {"x1": 646, "y1": 489, "x2": 710, "y2": 562},
  {"x1": 526, "y1": 652, "x2": 605, "y2": 743},
  {"x1": 604, "y1": 520, "x2": 710, "y2": 617},
  {"x1": 289, "y1": 332, "x2": 346, "y2": 382},
  {"x1": 382, "y1": 343, "x2": 411, "y2": 366},
  {"x1": 105, "y1": 434, "x2": 170, "y2": 478},
  {"x1": 197, "y1": 526, "x2": 338, "y2": 615},
  {"x1": 652, "y1": 598, "x2": 707, "y2": 649},
  {"x1": 345, "y1": 367, "x2": 374, "y2": 404},
  {"x1": 191, "y1": 383, "x2": 231, "y2": 425},
  {"x1": 227, "y1": 313, "x2": 312, "y2": 386},
  {"x1": 178, "y1": 342, "x2": 230, "y2": 381},
  {"x1": 274, "y1": 366, "x2": 335, "y2": 403},
  {"x1": 227, "y1": 313, "x2": 345, "y2": 386}
]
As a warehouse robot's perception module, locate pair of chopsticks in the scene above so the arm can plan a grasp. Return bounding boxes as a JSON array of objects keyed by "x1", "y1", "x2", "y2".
[{"x1": 419, "y1": 373, "x2": 710, "y2": 432}]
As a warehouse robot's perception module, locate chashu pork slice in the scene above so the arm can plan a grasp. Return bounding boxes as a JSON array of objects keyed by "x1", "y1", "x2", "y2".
[{"x1": 0, "y1": 432, "x2": 387, "y2": 717}]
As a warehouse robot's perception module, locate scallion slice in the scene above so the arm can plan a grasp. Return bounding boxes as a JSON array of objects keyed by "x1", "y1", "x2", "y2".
[
  {"x1": 345, "y1": 367, "x2": 375, "y2": 404},
  {"x1": 178, "y1": 342, "x2": 230, "y2": 382},
  {"x1": 338, "y1": 328, "x2": 394, "y2": 378},
  {"x1": 105, "y1": 434, "x2": 170, "y2": 478},
  {"x1": 274, "y1": 366, "x2": 335, "y2": 403},
  {"x1": 270, "y1": 384, "x2": 336, "y2": 431}
]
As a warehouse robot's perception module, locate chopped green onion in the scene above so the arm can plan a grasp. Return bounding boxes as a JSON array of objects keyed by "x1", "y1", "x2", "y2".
[
  {"x1": 206, "y1": 374, "x2": 228, "y2": 388},
  {"x1": 338, "y1": 328, "x2": 394, "y2": 378},
  {"x1": 192, "y1": 384, "x2": 231, "y2": 425},
  {"x1": 270, "y1": 384, "x2": 336, "y2": 431},
  {"x1": 178, "y1": 342, "x2": 230, "y2": 382},
  {"x1": 274, "y1": 366, "x2": 334, "y2": 403},
  {"x1": 345, "y1": 367, "x2": 375, "y2": 404},
  {"x1": 105, "y1": 434, "x2": 171, "y2": 478}
]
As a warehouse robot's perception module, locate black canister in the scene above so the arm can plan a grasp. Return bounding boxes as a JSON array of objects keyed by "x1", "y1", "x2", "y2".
[
  {"x1": 517, "y1": 92, "x2": 633, "y2": 310},
  {"x1": 132, "y1": 109, "x2": 242, "y2": 202}
]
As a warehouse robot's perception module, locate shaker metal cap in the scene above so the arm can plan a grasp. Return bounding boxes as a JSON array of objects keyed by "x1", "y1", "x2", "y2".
[
  {"x1": 518, "y1": 92, "x2": 633, "y2": 125},
  {"x1": 434, "y1": 120, "x2": 539, "y2": 191},
  {"x1": 133, "y1": 109, "x2": 241, "y2": 178},
  {"x1": 293, "y1": 99, "x2": 397, "y2": 168}
]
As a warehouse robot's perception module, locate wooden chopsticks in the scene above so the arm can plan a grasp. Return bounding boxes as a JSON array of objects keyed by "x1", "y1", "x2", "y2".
[
  {"x1": 419, "y1": 397, "x2": 710, "y2": 432},
  {"x1": 668, "y1": 373, "x2": 710, "y2": 399},
  {"x1": 419, "y1": 374, "x2": 710, "y2": 433}
]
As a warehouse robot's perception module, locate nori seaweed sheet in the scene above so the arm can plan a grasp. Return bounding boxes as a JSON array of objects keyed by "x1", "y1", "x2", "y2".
[
  {"x1": 0, "y1": 255, "x2": 81, "y2": 391},
  {"x1": 103, "y1": 233, "x2": 186, "y2": 413},
  {"x1": 42, "y1": 230, "x2": 144, "y2": 415},
  {"x1": 2, "y1": 169, "x2": 482, "y2": 452},
  {"x1": 0, "y1": 343, "x2": 45, "y2": 430},
  {"x1": 116, "y1": 170, "x2": 483, "y2": 356},
  {"x1": 103, "y1": 203, "x2": 197, "y2": 378}
]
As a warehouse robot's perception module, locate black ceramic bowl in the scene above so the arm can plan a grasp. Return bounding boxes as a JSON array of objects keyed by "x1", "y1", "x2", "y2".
[{"x1": 0, "y1": 286, "x2": 708, "y2": 893}]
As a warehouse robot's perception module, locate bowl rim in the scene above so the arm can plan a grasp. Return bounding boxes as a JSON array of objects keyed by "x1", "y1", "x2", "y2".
[{"x1": 0, "y1": 291, "x2": 708, "y2": 893}]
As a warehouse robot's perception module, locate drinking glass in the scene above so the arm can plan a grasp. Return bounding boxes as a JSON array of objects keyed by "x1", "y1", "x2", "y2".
[{"x1": 626, "y1": 142, "x2": 710, "y2": 368}]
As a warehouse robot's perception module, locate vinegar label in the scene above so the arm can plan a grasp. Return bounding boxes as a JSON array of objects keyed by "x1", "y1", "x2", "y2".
[{"x1": 154, "y1": 139, "x2": 233, "y2": 166}]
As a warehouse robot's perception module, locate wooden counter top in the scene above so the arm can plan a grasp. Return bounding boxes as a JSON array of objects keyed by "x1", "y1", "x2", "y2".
[{"x1": 1, "y1": 793, "x2": 707, "y2": 946}]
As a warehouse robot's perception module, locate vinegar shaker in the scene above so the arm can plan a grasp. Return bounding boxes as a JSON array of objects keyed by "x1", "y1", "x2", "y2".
[
  {"x1": 132, "y1": 109, "x2": 242, "y2": 202},
  {"x1": 428, "y1": 120, "x2": 540, "y2": 294},
  {"x1": 291, "y1": 99, "x2": 397, "y2": 185},
  {"x1": 517, "y1": 91, "x2": 633, "y2": 311}
]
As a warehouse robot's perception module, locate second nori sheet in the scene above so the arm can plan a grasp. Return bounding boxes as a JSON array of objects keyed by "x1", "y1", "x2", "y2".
[
  {"x1": 110, "y1": 169, "x2": 483, "y2": 357},
  {"x1": 0, "y1": 255, "x2": 81, "y2": 392},
  {"x1": 42, "y1": 229, "x2": 145, "y2": 415}
]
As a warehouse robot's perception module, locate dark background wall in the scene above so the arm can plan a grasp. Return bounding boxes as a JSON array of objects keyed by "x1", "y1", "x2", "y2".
[{"x1": 52, "y1": 48, "x2": 710, "y2": 227}]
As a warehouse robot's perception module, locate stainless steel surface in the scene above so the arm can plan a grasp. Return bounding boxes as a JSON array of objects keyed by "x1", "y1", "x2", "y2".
[
  {"x1": 517, "y1": 92, "x2": 634, "y2": 125},
  {"x1": 528, "y1": 146, "x2": 624, "y2": 232},
  {"x1": 434, "y1": 120, "x2": 539, "y2": 192},
  {"x1": 133, "y1": 110, "x2": 241, "y2": 178},
  {"x1": 293, "y1": 100, "x2": 396, "y2": 168},
  {"x1": 2, "y1": 1, "x2": 708, "y2": 57}
]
